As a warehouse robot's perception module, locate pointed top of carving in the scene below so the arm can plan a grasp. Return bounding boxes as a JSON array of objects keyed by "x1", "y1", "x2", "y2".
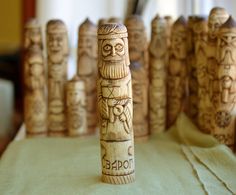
[
  {"x1": 174, "y1": 16, "x2": 187, "y2": 26},
  {"x1": 125, "y1": 15, "x2": 145, "y2": 30},
  {"x1": 79, "y1": 17, "x2": 97, "y2": 35},
  {"x1": 221, "y1": 16, "x2": 236, "y2": 28}
]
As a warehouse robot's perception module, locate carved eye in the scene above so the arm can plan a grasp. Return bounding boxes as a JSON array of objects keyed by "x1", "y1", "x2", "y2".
[
  {"x1": 115, "y1": 43, "x2": 123, "y2": 51},
  {"x1": 103, "y1": 44, "x2": 111, "y2": 51}
]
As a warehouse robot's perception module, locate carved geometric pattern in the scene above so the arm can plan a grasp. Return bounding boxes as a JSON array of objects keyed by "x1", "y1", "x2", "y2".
[{"x1": 215, "y1": 110, "x2": 231, "y2": 128}]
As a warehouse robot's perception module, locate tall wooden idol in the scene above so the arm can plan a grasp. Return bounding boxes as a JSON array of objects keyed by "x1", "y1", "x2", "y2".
[
  {"x1": 66, "y1": 76, "x2": 87, "y2": 136},
  {"x1": 23, "y1": 46, "x2": 47, "y2": 136},
  {"x1": 77, "y1": 18, "x2": 98, "y2": 134},
  {"x1": 193, "y1": 18, "x2": 210, "y2": 133},
  {"x1": 187, "y1": 16, "x2": 201, "y2": 124},
  {"x1": 149, "y1": 15, "x2": 167, "y2": 134},
  {"x1": 167, "y1": 16, "x2": 188, "y2": 127},
  {"x1": 206, "y1": 8, "x2": 229, "y2": 133},
  {"x1": 97, "y1": 23, "x2": 135, "y2": 184},
  {"x1": 46, "y1": 20, "x2": 69, "y2": 136},
  {"x1": 164, "y1": 16, "x2": 173, "y2": 50},
  {"x1": 125, "y1": 15, "x2": 149, "y2": 140},
  {"x1": 24, "y1": 19, "x2": 43, "y2": 50},
  {"x1": 211, "y1": 16, "x2": 236, "y2": 150}
]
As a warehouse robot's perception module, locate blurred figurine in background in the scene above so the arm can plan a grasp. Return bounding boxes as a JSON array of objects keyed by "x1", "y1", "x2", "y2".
[
  {"x1": 47, "y1": 20, "x2": 69, "y2": 136},
  {"x1": 149, "y1": 15, "x2": 167, "y2": 134},
  {"x1": 167, "y1": 16, "x2": 188, "y2": 127},
  {"x1": 77, "y1": 18, "x2": 98, "y2": 134},
  {"x1": 66, "y1": 76, "x2": 87, "y2": 136},
  {"x1": 125, "y1": 15, "x2": 149, "y2": 140}
]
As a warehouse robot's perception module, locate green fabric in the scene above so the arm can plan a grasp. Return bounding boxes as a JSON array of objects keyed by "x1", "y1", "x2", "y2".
[{"x1": 0, "y1": 113, "x2": 235, "y2": 195}]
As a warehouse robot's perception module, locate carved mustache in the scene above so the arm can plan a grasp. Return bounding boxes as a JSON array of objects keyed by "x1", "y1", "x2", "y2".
[{"x1": 219, "y1": 47, "x2": 236, "y2": 65}]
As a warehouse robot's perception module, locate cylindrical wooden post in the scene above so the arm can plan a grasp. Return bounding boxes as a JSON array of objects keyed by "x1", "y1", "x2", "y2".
[
  {"x1": 46, "y1": 20, "x2": 69, "y2": 136},
  {"x1": 97, "y1": 23, "x2": 135, "y2": 184}
]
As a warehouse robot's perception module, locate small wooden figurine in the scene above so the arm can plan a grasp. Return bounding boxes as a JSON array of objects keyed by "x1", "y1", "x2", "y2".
[
  {"x1": 46, "y1": 20, "x2": 69, "y2": 136},
  {"x1": 97, "y1": 23, "x2": 135, "y2": 184},
  {"x1": 167, "y1": 16, "x2": 188, "y2": 127},
  {"x1": 149, "y1": 15, "x2": 167, "y2": 134},
  {"x1": 77, "y1": 18, "x2": 98, "y2": 134},
  {"x1": 66, "y1": 76, "x2": 87, "y2": 136},
  {"x1": 164, "y1": 16, "x2": 173, "y2": 49},
  {"x1": 125, "y1": 15, "x2": 149, "y2": 140},
  {"x1": 23, "y1": 46, "x2": 47, "y2": 136},
  {"x1": 211, "y1": 16, "x2": 236, "y2": 150},
  {"x1": 24, "y1": 18, "x2": 43, "y2": 50},
  {"x1": 193, "y1": 17, "x2": 210, "y2": 133}
]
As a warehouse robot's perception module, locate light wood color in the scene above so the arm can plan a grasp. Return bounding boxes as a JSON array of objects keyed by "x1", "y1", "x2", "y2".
[
  {"x1": 205, "y1": 8, "x2": 229, "y2": 134},
  {"x1": 23, "y1": 46, "x2": 47, "y2": 137},
  {"x1": 24, "y1": 19, "x2": 43, "y2": 50},
  {"x1": 211, "y1": 16, "x2": 236, "y2": 150},
  {"x1": 193, "y1": 17, "x2": 210, "y2": 133},
  {"x1": 125, "y1": 15, "x2": 149, "y2": 140},
  {"x1": 98, "y1": 18, "x2": 108, "y2": 27},
  {"x1": 46, "y1": 20, "x2": 69, "y2": 137},
  {"x1": 66, "y1": 76, "x2": 87, "y2": 136},
  {"x1": 77, "y1": 18, "x2": 98, "y2": 134},
  {"x1": 108, "y1": 17, "x2": 122, "y2": 23},
  {"x1": 167, "y1": 16, "x2": 188, "y2": 128},
  {"x1": 149, "y1": 15, "x2": 167, "y2": 134},
  {"x1": 164, "y1": 16, "x2": 173, "y2": 50},
  {"x1": 97, "y1": 23, "x2": 135, "y2": 184}
]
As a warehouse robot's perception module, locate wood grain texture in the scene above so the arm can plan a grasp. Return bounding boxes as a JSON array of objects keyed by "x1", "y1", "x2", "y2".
[
  {"x1": 46, "y1": 20, "x2": 69, "y2": 137},
  {"x1": 149, "y1": 15, "x2": 167, "y2": 134},
  {"x1": 66, "y1": 76, "x2": 87, "y2": 136},
  {"x1": 77, "y1": 18, "x2": 98, "y2": 135},
  {"x1": 125, "y1": 15, "x2": 149, "y2": 140},
  {"x1": 167, "y1": 16, "x2": 188, "y2": 128},
  {"x1": 97, "y1": 23, "x2": 135, "y2": 184}
]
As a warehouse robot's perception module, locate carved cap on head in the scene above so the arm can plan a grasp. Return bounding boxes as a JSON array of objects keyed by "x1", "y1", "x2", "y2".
[
  {"x1": 173, "y1": 16, "x2": 187, "y2": 27},
  {"x1": 108, "y1": 17, "x2": 122, "y2": 23},
  {"x1": 25, "y1": 18, "x2": 41, "y2": 29},
  {"x1": 98, "y1": 23, "x2": 128, "y2": 39},
  {"x1": 125, "y1": 15, "x2": 145, "y2": 30},
  {"x1": 79, "y1": 18, "x2": 97, "y2": 36},
  {"x1": 209, "y1": 7, "x2": 228, "y2": 19},
  {"x1": 46, "y1": 19, "x2": 67, "y2": 33},
  {"x1": 67, "y1": 75, "x2": 85, "y2": 90},
  {"x1": 151, "y1": 15, "x2": 166, "y2": 33},
  {"x1": 219, "y1": 16, "x2": 236, "y2": 33}
]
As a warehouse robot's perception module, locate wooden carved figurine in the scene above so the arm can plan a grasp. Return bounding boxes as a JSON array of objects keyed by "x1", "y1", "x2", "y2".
[
  {"x1": 24, "y1": 18, "x2": 43, "y2": 50},
  {"x1": 167, "y1": 16, "x2": 187, "y2": 127},
  {"x1": 205, "y1": 8, "x2": 229, "y2": 132},
  {"x1": 211, "y1": 16, "x2": 236, "y2": 150},
  {"x1": 77, "y1": 18, "x2": 98, "y2": 134},
  {"x1": 97, "y1": 23, "x2": 135, "y2": 184},
  {"x1": 66, "y1": 76, "x2": 87, "y2": 136},
  {"x1": 193, "y1": 17, "x2": 210, "y2": 133},
  {"x1": 46, "y1": 20, "x2": 69, "y2": 136},
  {"x1": 125, "y1": 15, "x2": 149, "y2": 140},
  {"x1": 149, "y1": 15, "x2": 167, "y2": 134},
  {"x1": 186, "y1": 16, "x2": 201, "y2": 124},
  {"x1": 164, "y1": 16, "x2": 173, "y2": 49},
  {"x1": 23, "y1": 46, "x2": 47, "y2": 136},
  {"x1": 108, "y1": 17, "x2": 122, "y2": 23},
  {"x1": 98, "y1": 18, "x2": 108, "y2": 27}
]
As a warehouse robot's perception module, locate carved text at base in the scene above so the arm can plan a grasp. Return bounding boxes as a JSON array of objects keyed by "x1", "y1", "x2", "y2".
[
  {"x1": 97, "y1": 23, "x2": 135, "y2": 184},
  {"x1": 125, "y1": 15, "x2": 149, "y2": 140},
  {"x1": 66, "y1": 76, "x2": 87, "y2": 136},
  {"x1": 47, "y1": 20, "x2": 69, "y2": 136},
  {"x1": 149, "y1": 15, "x2": 167, "y2": 134},
  {"x1": 167, "y1": 16, "x2": 188, "y2": 127},
  {"x1": 211, "y1": 16, "x2": 236, "y2": 150},
  {"x1": 77, "y1": 18, "x2": 98, "y2": 134}
]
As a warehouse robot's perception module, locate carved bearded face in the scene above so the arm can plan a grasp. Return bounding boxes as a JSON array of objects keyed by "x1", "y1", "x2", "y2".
[
  {"x1": 78, "y1": 35, "x2": 97, "y2": 58},
  {"x1": 98, "y1": 37, "x2": 129, "y2": 79},
  {"x1": 217, "y1": 31, "x2": 236, "y2": 65},
  {"x1": 67, "y1": 88, "x2": 84, "y2": 106},
  {"x1": 194, "y1": 21, "x2": 208, "y2": 56},
  {"x1": 171, "y1": 25, "x2": 187, "y2": 59},
  {"x1": 25, "y1": 28, "x2": 42, "y2": 49}
]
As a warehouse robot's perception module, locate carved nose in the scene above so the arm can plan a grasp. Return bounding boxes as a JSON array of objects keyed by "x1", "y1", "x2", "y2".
[{"x1": 111, "y1": 47, "x2": 116, "y2": 56}]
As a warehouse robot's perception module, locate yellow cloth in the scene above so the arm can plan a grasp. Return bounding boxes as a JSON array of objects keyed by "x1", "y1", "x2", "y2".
[{"x1": 0, "y1": 113, "x2": 235, "y2": 195}]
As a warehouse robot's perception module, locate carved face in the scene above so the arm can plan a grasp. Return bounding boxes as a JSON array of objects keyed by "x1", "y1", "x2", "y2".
[
  {"x1": 67, "y1": 88, "x2": 84, "y2": 106},
  {"x1": 29, "y1": 59, "x2": 43, "y2": 77},
  {"x1": 25, "y1": 28, "x2": 42, "y2": 49},
  {"x1": 150, "y1": 30, "x2": 167, "y2": 58},
  {"x1": 128, "y1": 30, "x2": 145, "y2": 61},
  {"x1": 194, "y1": 21, "x2": 208, "y2": 55},
  {"x1": 171, "y1": 26, "x2": 187, "y2": 59},
  {"x1": 78, "y1": 35, "x2": 97, "y2": 58},
  {"x1": 208, "y1": 15, "x2": 228, "y2": 41},
  {"x1": 217, "y1": 31, "x2": 236, "y2": 65},
  {"x1": 102, "y1": 38, "x2": 125, "y2": 61}
]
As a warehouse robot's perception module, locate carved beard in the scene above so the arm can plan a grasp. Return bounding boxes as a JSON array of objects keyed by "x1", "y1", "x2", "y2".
[
  {"x1": 150, "y1": 36, "x2": 166, "y2": 58},
  {"x1": 99, "y1": 60, "x2": 129, "y2": 79},
  {"x1": 129, "y1": 46, "x2": 143, "y2": 61},
  {"x1": 195, "y1": 40, "x2": 207, "y2": 56},
  {"x1": 78, "y1": 52, "x2": 96, "y2": 75},
  {"x1": 219, "y1": 46, "x2": 236, "y2": 65},
  {"x1": 26, "y1": 75, "x2": 44, "y2": 90},
  {"x1": 49, "y1": 51, "x2": 64, "y2": 64}
]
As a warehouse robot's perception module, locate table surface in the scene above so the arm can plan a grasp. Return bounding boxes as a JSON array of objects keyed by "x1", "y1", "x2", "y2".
[{"x1": 0, "y1": 114, "x2": 235, "y2": 195}]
